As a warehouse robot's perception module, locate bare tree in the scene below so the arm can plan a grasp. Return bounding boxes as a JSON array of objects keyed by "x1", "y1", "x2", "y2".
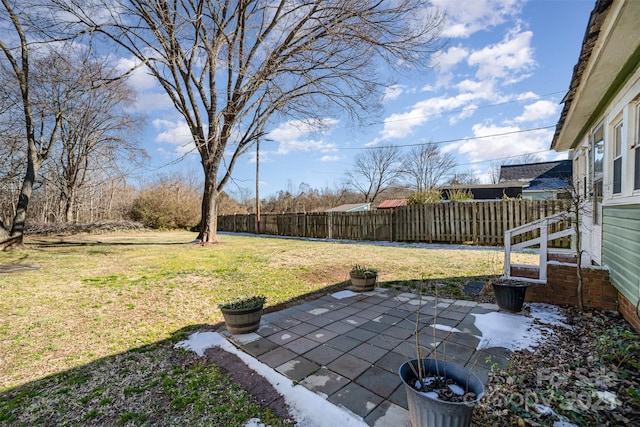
[
  {"x1": 401, "y1": 143, "x2": 456, "y2": 191},
  {"x1": 0, "y1": 0, "x2": 64, "y2": 248},
  {"x1": 345, "y1": 145, "x2": 403, "y2": 203},
  {"x1": 54, "y1": 0, "x2": 444, "y2": 243},
  {"x1": 447, "y1": 170, "x2": 480, "y2": 186},
  {"x1": 41, "y1": 54, "x2": 143, "y2": 223}
]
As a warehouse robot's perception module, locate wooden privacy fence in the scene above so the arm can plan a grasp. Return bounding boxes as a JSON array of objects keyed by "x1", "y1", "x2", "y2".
[{"x1": 218, "y1": 199, "x2": 572, "y2": 247}]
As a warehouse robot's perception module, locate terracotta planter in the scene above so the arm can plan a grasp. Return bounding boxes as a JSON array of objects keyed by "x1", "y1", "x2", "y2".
[
  {"x1": 399, "y1": 359, "x2": 484, "y2": 427},
  {"x1": 492, "y1": 279, "x2": 530, "y2": 312},
  {"x1": 220, "y1": 304, "x2": 263, "y2": 334},
  {"x1": 350, "y1": 272, "x2": 377, "y2": 292}
]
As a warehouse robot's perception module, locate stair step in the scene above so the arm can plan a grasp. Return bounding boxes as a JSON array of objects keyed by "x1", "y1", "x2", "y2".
[{"x1": 510, "y1": 264, "x2": 540, "y2": 280}]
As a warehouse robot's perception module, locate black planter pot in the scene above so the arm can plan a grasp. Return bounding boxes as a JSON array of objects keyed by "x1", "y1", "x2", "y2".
[{"x1": 492, "y1": 280, "x2": 530, "y2": 312}]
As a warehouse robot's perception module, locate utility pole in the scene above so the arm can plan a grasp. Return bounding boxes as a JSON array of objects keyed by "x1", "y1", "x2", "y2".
[{"x1": 255, "y1": 138, "x2": 260, "y2": 234}]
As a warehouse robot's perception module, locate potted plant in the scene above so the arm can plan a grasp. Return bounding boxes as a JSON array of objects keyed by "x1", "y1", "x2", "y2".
[
  {"x1": 349, "y1": 265, "x2": 378, "y2": 292},
  {"x1": 490, "y1": 277, "x2": 531, "y2": 312},
  {"x1": 218, "y1": 295, "x2": 266, "y2": 334},
  {"x1": 398, "y1": 282, "x2": 484, "y2": 427}
]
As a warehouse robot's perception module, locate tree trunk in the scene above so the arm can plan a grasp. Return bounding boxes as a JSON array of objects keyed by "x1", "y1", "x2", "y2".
[
  {"x1": 4, "y1": 149, "x2": 39, "y2": 250},
  {"x1": 197, "y1": 172, "x2": 219, "y2": 243}
]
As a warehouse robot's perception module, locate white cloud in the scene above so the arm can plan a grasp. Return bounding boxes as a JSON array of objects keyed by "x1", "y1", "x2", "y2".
[
  {"x1": 115, "y1": 57, "x2": 157, "y2": 91},
  {"x1": 513, "y1": 100, "x2": 560, "y2": 123},
  {"x1": 382, "y1": 85, "x2": 405, "y2": 102},
  {"x1": 373, "y1": 90, "x2": 498, "y2": 143},
  {"x1": 431, "y1": 45, "x2": 469, "y2": 73},
  {"x1": 134, "y1": 92, "x2": 174, "y2": 113},
  {"x1": 153, "y1": 118, "x2": 195, "y2": 155},
  {"x1": 432, "y1": 0, "x2": 522, "y2": 38},
  {"x1": 320, "y1": 155, "x2": 340, "y2": 162},
  {"x1": 455, "y1": 122, "x2": 554, "y2": 165},
  {"x1": 268, "y1": 119, "x2": 339, "y2": 155},
  {"x1": 467, "y1": 29, "x2": 535, "y2": 82}
]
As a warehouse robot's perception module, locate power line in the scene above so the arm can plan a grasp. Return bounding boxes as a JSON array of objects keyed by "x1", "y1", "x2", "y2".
[{"x1": 336, "y1": 124, "x2": 556, "y2": 150}]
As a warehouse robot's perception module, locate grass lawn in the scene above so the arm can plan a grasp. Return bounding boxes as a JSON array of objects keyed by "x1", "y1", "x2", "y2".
[{"x1": 0, "y1": 230, "x2": 534, "y2": 425}]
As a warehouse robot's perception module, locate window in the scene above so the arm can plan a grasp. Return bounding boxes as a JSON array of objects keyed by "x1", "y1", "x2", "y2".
[
  {"x1": 635, "y1": 104, "x2": 640, "y2": 190},
  {"x1": 591, "y1": 123, "x2": 604, "y2": 225},
  {"x1": 613, "y1": 120, "x2": 623, "y2": 194}
]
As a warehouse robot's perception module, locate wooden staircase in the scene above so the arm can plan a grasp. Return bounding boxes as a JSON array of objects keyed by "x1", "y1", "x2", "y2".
[{"x1": 504, "y1": 212, "x2": 576, "y2": 284}]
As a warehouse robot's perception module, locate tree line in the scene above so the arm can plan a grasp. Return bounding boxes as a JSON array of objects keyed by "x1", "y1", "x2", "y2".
[{"x1": 0, "y1": 0, "x2": 446, "y2": 249}]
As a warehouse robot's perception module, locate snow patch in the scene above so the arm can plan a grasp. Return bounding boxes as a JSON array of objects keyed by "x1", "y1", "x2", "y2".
[
  {"x1": 430, "y1": 324, "x2": 462, "y2": 333},
  {"x1": 308, "y1": 308, "x2": 330, "y2": 315},
  {"x1": 331, "y1": 290, "x2": 358, "y2": 300},
  {"x1": 245, "y1": 418, "x2": 267, "y2": 427},
  {"x1": 175, "y1": 332, "x2": 368, "y2": 427}
]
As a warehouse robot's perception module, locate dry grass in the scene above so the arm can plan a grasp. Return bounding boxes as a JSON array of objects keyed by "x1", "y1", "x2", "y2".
[
  {"x1": 0, "y1": 231, "x2": 536, "y2": 425},
  {"x1": 0, "y1": 231, "x2": 534, "y2": 391}
]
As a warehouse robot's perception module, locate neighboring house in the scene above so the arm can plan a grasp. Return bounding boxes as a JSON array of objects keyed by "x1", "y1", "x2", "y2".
[
  {"x1": 499, "y1": 160, "x2": 573, "y2": 200},
  {"x1": 551, "y1": 0, "x2": 640, "y2": 327},
  {"x1": 325, "y1": 203, "x2": 371, "y2": 212},
  {"x1": 439, "y1": 160, "x2": 571, "y2": 200},
  {"x1": 376, "y1": 199, "x2": 408, "y2": 209},
  {"x1": 439, "y1": 183, "x2": 525, "y2": 200}
]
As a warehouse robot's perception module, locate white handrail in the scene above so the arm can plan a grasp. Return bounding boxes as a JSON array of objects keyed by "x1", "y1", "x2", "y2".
[{"x1": 504, "y1": 211, "x2": 574, "y2": 283}]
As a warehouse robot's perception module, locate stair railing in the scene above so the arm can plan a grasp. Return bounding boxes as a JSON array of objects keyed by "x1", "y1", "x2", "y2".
[{"x1": 504, "y1": 212, "x2": 575, "y2": 283}]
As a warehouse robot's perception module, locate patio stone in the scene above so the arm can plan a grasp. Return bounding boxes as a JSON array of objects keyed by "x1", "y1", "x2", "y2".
[
  {"x1": 241, "y1": 337, "x2": 280, "y2": 357},
  {"x1": 267, "y1": 330, "x2": 301, "y2": 345},
  {"x1": 271, "y1": 317, "x2": 302, "y2": 329},
  {"x1": 388, "y1": 383, "x2": 408, "y2": 409},
  {"x1": 378, "y1": 298, "x2": 403, "y2": 308},
  {"x1": 256, "y1": 323, "x2": 282, "y2": 337},
  {"x1": 305, "y1": 315, "x2": 334, "y2": 328},
  {"x1": 344, "y1": 327, "x2": 378, "y2": 342},
  {"x1": 437, "y1": 309, "x2": 468, "y2": 321},
  {"x1": 367, "y1": 334, "x2": 403, "y2": 350},
  {"x1": 342, "y1": 315, "x2": 369, "y2": 327},
  {"x1": 433, "y1": 341, "x2": 476, "y2": 365},
  {"x1": 327, "y1": 353, "x2": 372, "y2": 380},
  {"x1": 356, "y1": 309, "x2": 388, "y2": 320},
  {"x1": 276, "y1": 356, "x2": 321, "y2": 381},
  {"x1": 258, "y1": 347, "x2": 297, "y2": 368},
  {"x1": 355, "y1": 366, "x2": 401, "y2": 398},
  {"x1": 447, "y1": 331, "x2": 480, "y2": 348},
  {"x1": 284, "y1": 336, "x2": 320, "y2": 354},
  {"x1": 324, "y1": 320, "x2": 357, "y2": 334},
  {"x1": 303, "y1": 345, "x2": 344, "y2": 366},
  {"x1": 351, "y1": 301, "x2": 375, "y2": 310},
  {"x1": 367, "y1": 303, "x2": 391, "y2": 314},
  {"x1": 370, "y1": 314, "x2": 403, "y2": 325},
  {"x1": 328, "y1": 382, "x2": 384, "y2": 418},
  {"x1": 374, "y1": 351, "x2": 407, "y2": 374},
  {"x1": 360, "y1": 320, "x2": 392, "y2": 334},
  {"x1": 288, "y1": 322, "x2": 320, "y2": 336},
  {"x1": 325, "y1": 335, "x2": 362, "y2": 352},
  {"x1": 365, "y1": 401, "x2": 411, "y2": 427},
  {"x1": 300, "y1": 367, "x2": 349, "y2": 397},
  {"x1": 290, "y1": 310, "x2": 315, "y2": 322},
  {"x1": 306, "y1": 328, "x2": 339, "y2": 343},
  {"x1": 349, "y1": 342, "x2": 389, "y2": 364},
  {"x1": 381, "y1": 325, "x2": 413, "y2": 340}
]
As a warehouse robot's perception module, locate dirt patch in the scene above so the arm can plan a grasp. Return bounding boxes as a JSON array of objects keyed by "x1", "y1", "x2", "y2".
[
  {"x1": 300, "y1": 266, "x2": 350, "y2": 285},
  {"x1": 204, "y1": 346, "x2": 293, "y2": 422}
]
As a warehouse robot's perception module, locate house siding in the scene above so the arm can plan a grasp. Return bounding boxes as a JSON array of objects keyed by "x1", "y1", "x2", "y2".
[{"x1": 602, "y1": 204, "x2": 640, "y2": 306}]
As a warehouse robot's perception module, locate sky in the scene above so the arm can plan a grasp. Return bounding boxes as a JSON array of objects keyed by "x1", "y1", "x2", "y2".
[{"x1": 129, "y1": 0, "x2": 595, "y2": 198}]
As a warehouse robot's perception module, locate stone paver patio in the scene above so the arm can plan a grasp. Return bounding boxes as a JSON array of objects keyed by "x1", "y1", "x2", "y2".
[{"x1": 222, "y1": 288, "x2": 512, "y2": 426}]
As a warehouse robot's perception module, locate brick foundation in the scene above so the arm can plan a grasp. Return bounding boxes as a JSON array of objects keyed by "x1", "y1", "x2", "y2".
[
  {"x1": 525, "y1": 262, "x2": 618, "y2": 310},
  {"x1": 618, "y1": 292, "x2": 640, "y2": 332}
]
